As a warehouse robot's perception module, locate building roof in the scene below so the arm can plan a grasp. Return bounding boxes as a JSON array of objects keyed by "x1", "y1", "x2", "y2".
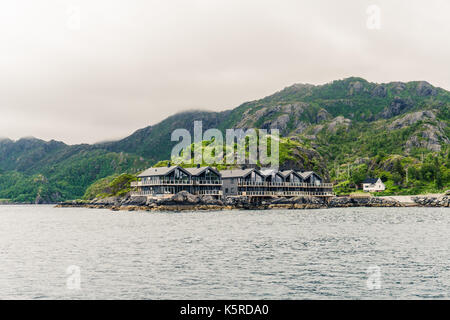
[
  {"x1": 184, "y1": 166, "x2": 220, "y2": 177},
  {"x1": 260, "y1": 169, "x2": 284, "y2": 179},
  {"x1": 298, "y1": 171, "x2": 313, "y2": 179},
  {"x1": 220, "y1": 168, "x2": 259, "y2": 178},
  {"x1": 298, "y1": 171, "x2": 324, "y2": 180},
  {"x1": 138, "y1": 166, "x2": 190, "y2": 178},
  {"x1": 260, "y1": 169, "x2": 278, "y2": 176},
  {"x1": 363, "y1": 178, "x2": 380, "y2": 184},
  {"x1": 280, "y1": 170, "x2": 293, "y2": 176},
  {"x1": 280, "y1": 170, "x2": 303, "y2": 179}
]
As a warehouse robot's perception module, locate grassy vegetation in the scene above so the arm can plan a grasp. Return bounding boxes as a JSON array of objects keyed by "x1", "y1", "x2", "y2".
[
  {"x1": 331, "y1": 149, "x2": 450, "y2": 195},
  {"x1": 83, "y1": 173, "x2": 137, "y2": 200}
]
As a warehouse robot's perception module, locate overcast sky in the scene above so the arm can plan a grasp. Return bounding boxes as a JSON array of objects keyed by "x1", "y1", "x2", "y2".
[{"x1": 0, "y1": 0, "x2": 449, "y2": 144}]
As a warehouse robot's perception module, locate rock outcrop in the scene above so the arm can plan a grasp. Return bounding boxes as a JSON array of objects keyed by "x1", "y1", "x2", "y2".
[
  {"x1": 380, "y1": 97, "x2": 414, "y2": 118},
  {"x1": 316, "y1": 109, "x2": 332, "y2": 122},
  {"x1": 329, "y1": 197, "x2": 403, "y2": 207},
  {"x1": 416, "y1": 81, "x2": 437, "y2": 97},
  {"x1": 371, "y1": 85, "x2": 387, "y2": 98},
  {"x1": 327, "y1": 116, "x2": 351, "y2": 133},
  {"x1": 412, "y1": 196, "x2": 450, "y2": 207},
  {"x1": 348, "y1": 81, "x2": 364, "y2": 95},
  {"x1": 388, "y1": 110, "x2": 436, "y2": 130},
  {"x1": 58, "y1": 191, "x2": 449, "y2": 212},
  {"x1": 405, "y1": 123, "x2": 448, "y2": 152}
]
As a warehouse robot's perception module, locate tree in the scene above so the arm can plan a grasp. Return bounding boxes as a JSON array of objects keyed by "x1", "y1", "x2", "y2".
[
  {"x1": 392, "y1": 159, "x2": 405, "y2": 186},
  {"x1": 435, "y1": 171, "x2": 443, "y2": 190},
  {"x1": 351, "y1": 164, "x2": 368, "y2": 187},
  {"x1": 393, "y1": 172, "x2": 403, "y2": 185},
  {"x1": 407, "y1": 166, "x2": 418, "y2": 180},
  {"x1": 393, "y1": 159, "x2": 405, "y2": 178}
]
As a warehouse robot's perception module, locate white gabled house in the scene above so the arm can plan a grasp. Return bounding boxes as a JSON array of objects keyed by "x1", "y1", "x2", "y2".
[{"x1": 362, "y1": 178, "x2": 386, "y2": 192}]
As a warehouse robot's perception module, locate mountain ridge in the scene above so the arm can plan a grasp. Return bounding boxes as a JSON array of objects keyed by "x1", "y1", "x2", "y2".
[{"x1": 1, "y1": 77, "x2": 449, "y2": 202}]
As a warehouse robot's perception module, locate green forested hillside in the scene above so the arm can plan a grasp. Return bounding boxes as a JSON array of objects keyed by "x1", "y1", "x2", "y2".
[
  {"x1": 1, "y1": 77, "x2": 449, "y2": 202},
  {"x1": 100, "y1": 111, "x2": 230, "y2": 161},
  {"x1": 0, "y1": 140, "x2": 151, "y2": 203}
]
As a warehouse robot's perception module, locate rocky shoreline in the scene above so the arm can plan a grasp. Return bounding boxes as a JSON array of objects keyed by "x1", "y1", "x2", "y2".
[
  {"x1": 55, "y1": 191, "x2": 450, "y2": 211},
  {"x1": 411, "y1": 195, "x2": 450, "y2": 207}
]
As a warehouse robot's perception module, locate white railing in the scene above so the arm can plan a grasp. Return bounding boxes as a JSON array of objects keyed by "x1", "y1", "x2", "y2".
[
  {"x1": 240, "y1": 191, "x2": 334, "y2": 197},
  {"x1": 196, "y1": 190, "x2": 222, "y2": 195},
  {"x1": 131, "y1": 190, "x2": 333, "y2": 197},
  {"x1": 131, "y1": 180, "x2": 222, "y2": 187},
  {"x1": 238, "y1": 181, "x2": 333, "y2": 188},
  {"x1": 131, "y1": 180, "x2": 332, "y2": 188},
  {"x1": 131, "y1": 190, "x2": 155, "y2": 196},
  {"x1": 195, "y1": 180, "x2": 222, "y2": 185},
  {"x1": 131, "y1": 190, "x2": 222, "y2": 197},
  {"x1": 130, "y1": 191, "x2": 174, "y2": 198},
  {"x1": 131, "y1": 180, "x2": 192, "y2": 186}
]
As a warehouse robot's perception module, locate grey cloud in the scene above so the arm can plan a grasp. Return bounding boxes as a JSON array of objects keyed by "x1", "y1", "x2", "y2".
[{"x1": 0, "y1": 0, "x2": 448, "y2": 144}]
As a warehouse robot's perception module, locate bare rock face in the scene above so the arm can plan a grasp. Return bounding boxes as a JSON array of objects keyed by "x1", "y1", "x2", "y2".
[
  {"x1": 348, "y1": 81, "x2": 363, "y2": 95},
  {"x1": 421, "y1": 124, "x2": 447, "y2": 151},
  {"x1": 327, "y1": 116, "x2": 351, "y2": 133},
  {"x1": 381, "y1": 97, "x2": 414, "y2": 119},
  {"x1": 416, "y1": 81, "x2": 436, "y2": 97},
  {"x1": 269, "y1": 114, "x2": 290, "y2": 132},
  {"x1": 235, "y1": 103, "x2": 307, "y2": 131},
  {"x1": 390, "y1": 82, "x2": 406, "y2": 93},
  {"x1": 235, "y1": 107, "x2": 267, "y2": 129},
  {"x1": 388, "y1": 110, "x2": 436, "y2": 130},
  {"x1": 372, "y1": 85, "x2": 387, "y2": 98},
  {"x1": 405, "y1": 123, "x2": 448, "y2": 152},
  {"x1": 292, "y1": 121, "x2": 311, "y2": 134},
  {"x1": 316, "y1": 108, "x2": 332, "y2": 122}
]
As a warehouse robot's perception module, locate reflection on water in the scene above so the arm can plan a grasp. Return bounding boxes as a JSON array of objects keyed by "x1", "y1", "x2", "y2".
[{"x1": 0, "y1": 205, "x2": 449, "y2": 299}]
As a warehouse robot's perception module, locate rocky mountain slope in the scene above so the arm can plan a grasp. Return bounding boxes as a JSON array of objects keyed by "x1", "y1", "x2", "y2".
[
  {"x1": 1, "y1": 77, "x2": 449, "y2": 202},
  {"x1": 101, "y1": 77, "x2": 449, "y2": 161}
]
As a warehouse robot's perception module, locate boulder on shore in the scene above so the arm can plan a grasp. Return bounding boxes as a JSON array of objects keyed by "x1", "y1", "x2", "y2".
[
  {"x1": 329, "y1": 196, "x2": 402, "y2": 207},
  {"x1": 121, "y1": 196, "x2": 147, "y2": 206},
  {"x1": 412, "y1": 196, "x2": 449, "y2": 207}
]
